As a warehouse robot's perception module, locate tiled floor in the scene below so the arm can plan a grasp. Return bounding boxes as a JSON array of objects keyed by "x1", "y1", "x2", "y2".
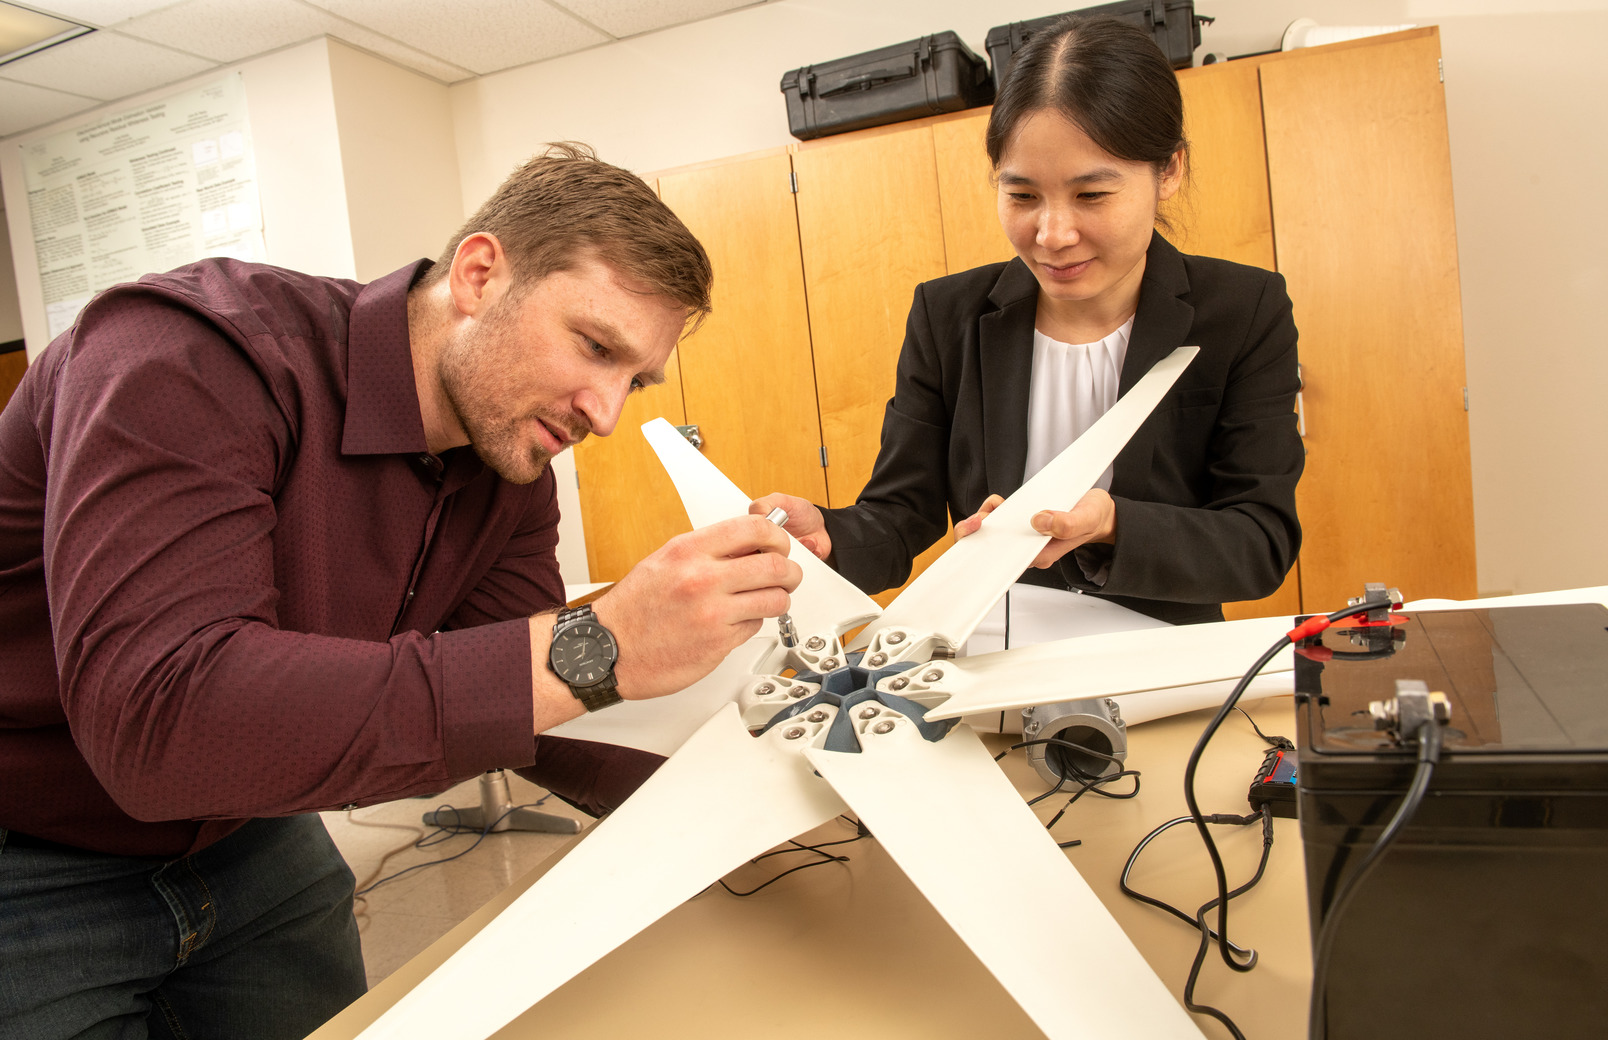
[{"x1": 320, "y1": 772, "x2": 590, "y2": 987}]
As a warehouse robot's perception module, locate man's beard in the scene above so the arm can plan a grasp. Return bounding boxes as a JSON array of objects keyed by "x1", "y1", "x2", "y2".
[{"x1": 438, "y1": 316, "x2": 587, "y2": 485}]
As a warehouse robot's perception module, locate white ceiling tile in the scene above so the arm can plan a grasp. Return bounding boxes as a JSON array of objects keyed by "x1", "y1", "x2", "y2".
[
  {"x1": 0, "y1": 76, "x2": 98, "y2": 135},
  {"x1": 23, "y1": 1, "x2": 186, "y2": 28},
  {"x1": 115, "y1": 0, "x2": 326, "y2": 61},
  {"x1": 0, "y1": 28, "x2": 214, "y2": 99},
  {"x1": 553, "y1": 0, "x2": 763, "y2": 39},
  {"x1": 305, "y1": 0, "x2": 609, "y2": 75},
  {"x1": 314, "y1": 19, "x2": 476, "y2": 83}
]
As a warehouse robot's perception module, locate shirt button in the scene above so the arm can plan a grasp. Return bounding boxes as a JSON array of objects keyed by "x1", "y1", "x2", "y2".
[{"x1": 406, "y1": 589, "x2": 415, "y2": 600}]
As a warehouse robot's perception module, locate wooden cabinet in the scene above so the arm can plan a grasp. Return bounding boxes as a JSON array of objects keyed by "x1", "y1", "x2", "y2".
[{"x1": 574, "y1": 27, "x2": 1475, "y2": 617}]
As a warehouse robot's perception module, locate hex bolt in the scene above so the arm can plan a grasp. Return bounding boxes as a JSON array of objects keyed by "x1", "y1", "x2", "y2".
[
  {"x1": 789, "y1": 686, "x2": 808, "y2": 698},
  {"x1": 872, "y1": 720, "x2": 896, "y2": 735},
  {"x1": 886, "y1": 631, "x2": 905, "y2": 645},
  {"x1": 888, "y1": 677, "x2": 909, "y2": 691},
  {"x1": 858, "y1": 706, "x2": 880, "y2": 719},
  {"x1": 756, "y1": 682, "x2": 775, "y2": 696},
  {"x1": 820, "y1": 657, "x2": 839, "y2": 671},
  {"x1": 805, "y1": 636, "x2": 826, "y2": 651},
  {"x1": 923, "y1": 669, "x2": 944, "y2": 683},
  {"x1": 784, "y1": 726, "x2": 806, "y2": 740},
  {"x1": 807, "y1": 710, "x2": 829, "y2": 723}
]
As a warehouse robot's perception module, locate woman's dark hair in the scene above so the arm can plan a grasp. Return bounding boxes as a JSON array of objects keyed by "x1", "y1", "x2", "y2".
[{"x1": 986, "y1": 15, "x2": 1187, "y2": 177}]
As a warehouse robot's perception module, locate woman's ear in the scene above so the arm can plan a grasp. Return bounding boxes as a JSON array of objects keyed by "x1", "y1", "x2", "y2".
[{"x1": 1157, "y1": 148, "x2": 1186, "y2": 203}]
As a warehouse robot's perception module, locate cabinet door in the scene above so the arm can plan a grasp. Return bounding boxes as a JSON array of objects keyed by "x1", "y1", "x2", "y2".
[
  {"x1": 932, "y1": 109, "x2": 1014, "y2": 274},
  {"x1": 659, "y1": 151, "x2": 829, "y2": 508},
  {"x1": 1174, "y1": 61, "x2": 1302, "y2": 621},
  {"x1": 1261, "y1": 30, "x2": 1476, "y2": 608},
  {"x1": 792, "y1": 127, "x2": 955, "y2": 604},
  {"x1": 572, "y1": 349, "x2": 688, "y2": 583}
]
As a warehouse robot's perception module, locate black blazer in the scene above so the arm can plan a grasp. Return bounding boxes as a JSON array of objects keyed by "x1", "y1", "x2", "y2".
[{"x1": 821, "y1": 233, "x2": 1303, "y2": 625}]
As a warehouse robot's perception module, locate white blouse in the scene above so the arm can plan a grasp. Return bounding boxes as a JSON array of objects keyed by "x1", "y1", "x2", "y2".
[{"x1": 1021, "y1": 316, "x2": 1134, "y2": 488}]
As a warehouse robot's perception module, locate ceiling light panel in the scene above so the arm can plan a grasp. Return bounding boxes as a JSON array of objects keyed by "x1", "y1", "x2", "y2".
[
  {"x1": 0, "y1": 27, "x2": 212, "y2": 99},
  {"x1": 305, "y1": 0, "x2": 609, "y2": 75},
  {"x1": 554, "y1": 0, "x2": 764, "y2": 39}
]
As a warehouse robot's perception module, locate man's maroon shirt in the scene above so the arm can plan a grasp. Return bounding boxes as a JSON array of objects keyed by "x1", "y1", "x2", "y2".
[{"x1": 0, "y1": 259, "x2": 564, "y2": 857}]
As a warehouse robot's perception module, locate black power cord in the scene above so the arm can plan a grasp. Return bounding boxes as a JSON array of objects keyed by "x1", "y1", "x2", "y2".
[
  {"x1": 1175, "y1": 598, "x2": 1397, "y2": 1036},
  {"x1": 1000, "y1": 735, "x2": 1142, "y2": 848},
  {"x1": 1308, "y1": 720, "x2": 1444, "y2": 1039}
]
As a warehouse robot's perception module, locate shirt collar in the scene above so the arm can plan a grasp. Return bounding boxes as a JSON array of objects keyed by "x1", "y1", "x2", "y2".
[{"x1": 341, "y1": 259, "x2": 433, "y2": 457}]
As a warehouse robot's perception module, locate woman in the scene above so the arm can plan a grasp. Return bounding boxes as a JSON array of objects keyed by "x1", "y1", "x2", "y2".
[{"x1": 757, "y1": 15, "x2": 1302, "y2": 626}]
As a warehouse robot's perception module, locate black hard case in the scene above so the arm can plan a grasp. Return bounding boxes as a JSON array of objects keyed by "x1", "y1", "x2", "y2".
[
  {"x1": 985, "y1": 1, "x2": 1204, "y2": 91},
  {"x1": 780, "y1": 32, "x2": 994, "y2": 142}
]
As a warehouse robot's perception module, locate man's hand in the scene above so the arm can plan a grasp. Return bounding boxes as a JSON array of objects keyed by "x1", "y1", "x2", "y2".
[
  {"x1": 592, "y1": 514, "x2": 802, "y2": 701},
  {"x1": 954, "y1": 489, "x2": 1117, "y2": 569},
  {"x1": 749, "y1": 493, "x2": 831, "y2": 561}
]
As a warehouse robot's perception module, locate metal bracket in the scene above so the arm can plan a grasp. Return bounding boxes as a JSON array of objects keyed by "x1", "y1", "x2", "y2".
[{"x1": 675, "y1": 424, "x2": 702, "y2": 450}]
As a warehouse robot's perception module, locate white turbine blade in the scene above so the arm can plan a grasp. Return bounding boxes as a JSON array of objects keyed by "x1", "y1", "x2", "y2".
[
  {"x1": 861, "y1": 346, "x2": 1199, "y2": 651},
  {"x1": 643, "y1": 417, "x2": 881, "y2": 638},
  {"x1": 642, "y1": 416, "x2": 752, "y2": 528},
  {"x1": 1403, "y1": 585, "x2": 1608, "y2": 611},
  {"x1": 548, "y1": 632, "x2": 772, "y2": 756},
  {"x1": 804, "y1": 723, "x2": 1204, "y2": 1039},
  {"x1": 357, "y1": 704, "x2": 845, "y2": 1040},
  {"x1": 922, "y1": 614, "x2": 1295, "y2": 721}
]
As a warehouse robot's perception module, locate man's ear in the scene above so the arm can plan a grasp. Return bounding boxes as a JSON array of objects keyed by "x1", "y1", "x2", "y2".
[{"x1": 448, "y1": 232, "x2": 509, "y2": 318}]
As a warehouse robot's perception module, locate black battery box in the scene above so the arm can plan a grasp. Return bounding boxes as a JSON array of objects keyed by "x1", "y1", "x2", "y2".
[
  {"x1": 985, "y1": 1, "x2": 1206, "y2": 92},
  {"x1": 1294, "y1": 602, "x2": 1608, "y2": 1039},
  {"x1": 780, "y1": 32, "x2": 994, "y2": 142}
]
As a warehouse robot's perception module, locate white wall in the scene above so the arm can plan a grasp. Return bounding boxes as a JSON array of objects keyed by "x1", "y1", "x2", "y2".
[
  {"x1": 0, "y1": 37, "x2": 356, "y2": 362},
  {"x1": 0, "y1": 207, "x2": 21, "y2": 344},
  {"x1": 450, "y1": 0, "x2": 1608, "y2": 597},
  {"x1": 327, "y1": 39, "x2": 463, "y2": 282}
]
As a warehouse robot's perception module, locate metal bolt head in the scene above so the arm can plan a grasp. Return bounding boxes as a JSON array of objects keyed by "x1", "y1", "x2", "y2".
[
  {"x1": 784, "y1": 726, "x2": 806, "y2": 740},
  {"x1": 872, "y1": 720, "x2": 896, "y2": 734},
  {"x1": 867, "y1": 652, "x2": 887, "y2": 667},
  {"x1": 807, "y1": 710, "x2": 829, "y2": 723},
  {"x1": 858, "y1": 706, "x2": 880, "y2": 719},
  {"x1": 886, "y1": 631, "x2": 905, "y2": 645},
  {"x1": 888, "y1": 677, "x2": 909, "y2": 691},
  {"x1": 805, "y1": 636, "x2": 826, "y2": 651},
  {"x1": 756, "y1": 682, "x2": 775, "y2": 696},
  {"x1": 923, "y1": 669, "x2": 944, "y2": 683},
  {"x1": 789, "y1": 685, "x2": 807, "y2": 698},
  {"x1": 820, "y1": 657, "x2": 838, "y2": 671}
]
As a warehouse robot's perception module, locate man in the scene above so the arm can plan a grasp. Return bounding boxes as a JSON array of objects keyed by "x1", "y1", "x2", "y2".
[{"x1": 0, "y1": 143, "x2": 800, "y2": 1038}]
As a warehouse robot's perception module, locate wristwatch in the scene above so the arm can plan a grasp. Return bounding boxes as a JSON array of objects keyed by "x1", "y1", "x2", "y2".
[{"x1": 548, "y1": 605, "x2": 623, "y2": 712}]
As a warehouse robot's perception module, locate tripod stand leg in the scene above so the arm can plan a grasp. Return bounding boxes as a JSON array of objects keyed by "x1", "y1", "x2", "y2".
[{"x1": 422, "y1": 770, "x2": 581, "y2": 835}]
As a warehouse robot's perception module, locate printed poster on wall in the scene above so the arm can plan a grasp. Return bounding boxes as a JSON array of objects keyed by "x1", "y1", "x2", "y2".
[{"x1": 21, "y1": 73, "x2": 265, "y2": 339}]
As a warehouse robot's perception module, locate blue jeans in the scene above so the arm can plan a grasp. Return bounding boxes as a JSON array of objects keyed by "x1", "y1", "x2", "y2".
[{"x1": 0, "y1": 815, "x2": 367, "y2": 1039}]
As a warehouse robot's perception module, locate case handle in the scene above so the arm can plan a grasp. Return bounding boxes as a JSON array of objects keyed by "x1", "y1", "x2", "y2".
[{"x1": 818, "y1": 63, "x2": 916, "y2": 97}]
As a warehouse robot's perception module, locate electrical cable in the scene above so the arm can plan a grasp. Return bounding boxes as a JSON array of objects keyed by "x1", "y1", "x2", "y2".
[
  {"x1": 353, "y1": 796, "x2": 558, "y2": 899},
  {"x1": 1183, "y1": 599, "x2": 1395, "y2": 971},
  {"x1": 1003, "y1": 735, "x2": 1143, "y2": 847},
  {"x1": 1307, "y1": 720, "x2": 1443, "y2": 1040},
  {"x1": 1174, "y1": 597, "x2": 1396, "y2": 1036},
  {"x1": 1119, "y1": 810, "x2": 1266, "y2": 958},
  {"x1": 714, "y1": 816, "x2": 868, "y2": 898}
]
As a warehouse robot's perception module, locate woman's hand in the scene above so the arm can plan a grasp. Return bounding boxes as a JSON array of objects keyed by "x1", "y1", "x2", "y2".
[
  {"x1": 749, "y1": 493, "x2": 832, "y2": 561},
  {"x1": 954, "y1": 489, "x2": 1116, "y2": 569}
]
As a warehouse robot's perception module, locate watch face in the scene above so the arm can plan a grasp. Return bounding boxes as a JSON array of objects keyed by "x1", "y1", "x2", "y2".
[{"x1": 550, "y1": 622, "x2": 618, "y2": 687}]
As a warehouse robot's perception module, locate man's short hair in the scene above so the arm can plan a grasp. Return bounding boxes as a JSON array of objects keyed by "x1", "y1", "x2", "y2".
[{"x1": 426, "y1": 142, "x2": 712, "y2": 329}]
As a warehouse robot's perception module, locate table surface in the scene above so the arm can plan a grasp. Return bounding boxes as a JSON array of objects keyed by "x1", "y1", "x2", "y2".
[{"x1": 312, "y1": 696, "x2": 1312, "y2": 1040}]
